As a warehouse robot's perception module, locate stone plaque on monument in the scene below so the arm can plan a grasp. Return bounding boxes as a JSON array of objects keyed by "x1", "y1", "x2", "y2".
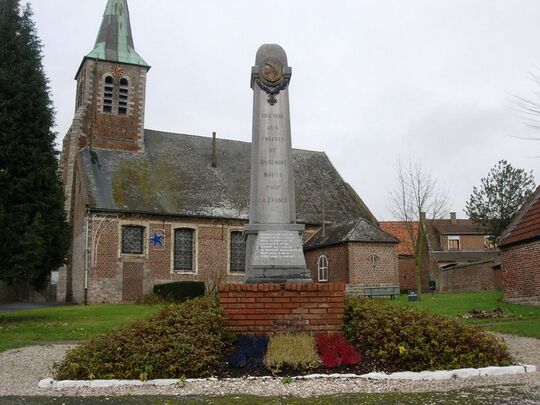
[{"x1": 244, "y1": 44, "x2": 311, "y2": 283}]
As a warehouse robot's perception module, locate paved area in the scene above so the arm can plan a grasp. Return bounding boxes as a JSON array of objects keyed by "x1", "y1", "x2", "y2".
[{"x1": 0, "y1": 302, "x2": 62, "y2": 313}]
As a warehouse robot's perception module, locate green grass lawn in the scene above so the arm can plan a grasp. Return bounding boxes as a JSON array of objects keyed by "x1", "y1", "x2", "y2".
[
  {"x1": 0, "y1": 304, "x2": 163, "y2": 352},
  {"x1": 390, "y1": 290, "x2": 540, "y2": 338}
]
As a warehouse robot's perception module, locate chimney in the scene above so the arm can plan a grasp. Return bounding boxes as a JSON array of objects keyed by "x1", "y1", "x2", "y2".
[
  {"x1": 211, "y1": 132, "x2": 217, "y2": 168},
  {"x1": 450, "y1": 212, "x2": 457, "y2": 224}
]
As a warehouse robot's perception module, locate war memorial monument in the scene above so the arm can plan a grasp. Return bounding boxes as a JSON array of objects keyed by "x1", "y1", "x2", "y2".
[
  {"x1": 218, "y1": 45, "x2": 345, "y2": 335},
  {"x1": 244, "y1": 44, "x2": 312, "y2": 284}
]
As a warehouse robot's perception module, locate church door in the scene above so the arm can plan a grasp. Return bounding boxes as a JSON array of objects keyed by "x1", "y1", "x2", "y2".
[{"x1": 122, "y1": 262, "x2": 144, "y2": 302}]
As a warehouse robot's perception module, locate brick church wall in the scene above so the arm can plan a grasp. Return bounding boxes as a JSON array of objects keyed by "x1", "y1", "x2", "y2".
[
  {"x1": 77, "y1": 210, "x2": 323, "y2": 304},
  {"x1": 501, "y1": 239, "x2": 540, "y2": 305}
]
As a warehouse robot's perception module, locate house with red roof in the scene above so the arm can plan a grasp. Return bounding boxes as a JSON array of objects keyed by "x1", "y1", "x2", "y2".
[
  {"x1": 379, "y1": 221, "x2": 420, "y2": 290},
  {"x1": 498, "y1": 186, "x2": 540, "y2": 305},
  {"x1": 382, "y1": 212, "x2": 500, "y2": 293}
]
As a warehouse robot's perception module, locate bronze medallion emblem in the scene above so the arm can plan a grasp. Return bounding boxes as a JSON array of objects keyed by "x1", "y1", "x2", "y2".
[{"x1": 262, "y1": 60, "x2": 283, "y2": 84}]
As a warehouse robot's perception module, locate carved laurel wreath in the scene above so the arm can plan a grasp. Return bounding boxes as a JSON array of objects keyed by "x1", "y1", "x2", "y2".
[{"x1": 256, "y1": 78, "x2": 289, "y2": 105}]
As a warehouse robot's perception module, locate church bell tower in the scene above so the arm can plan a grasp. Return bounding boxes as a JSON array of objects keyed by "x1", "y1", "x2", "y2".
[{"x1": 74, "y1": 0, "x2": 150, "y2": 153}]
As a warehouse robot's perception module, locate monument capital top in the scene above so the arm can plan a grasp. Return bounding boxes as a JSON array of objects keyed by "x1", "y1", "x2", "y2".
[{"x1": 255, "y1": 44, "x2": 288, "y2": 67}]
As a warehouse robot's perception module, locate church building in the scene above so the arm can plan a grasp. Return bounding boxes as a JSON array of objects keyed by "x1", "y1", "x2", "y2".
[{"x1": 58, "y1": 0, "x2": 399, "y2": 304}]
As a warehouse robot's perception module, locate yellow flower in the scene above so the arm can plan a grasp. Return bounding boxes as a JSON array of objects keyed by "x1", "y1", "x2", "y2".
[{"x1": 398, "y1": 345, "x2": 407, "y2": 355}]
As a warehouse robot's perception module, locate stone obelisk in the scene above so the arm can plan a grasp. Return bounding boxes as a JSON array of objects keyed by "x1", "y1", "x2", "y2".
[{"x1": 244, "y1": 44, "x2": 312, "y2": 284}]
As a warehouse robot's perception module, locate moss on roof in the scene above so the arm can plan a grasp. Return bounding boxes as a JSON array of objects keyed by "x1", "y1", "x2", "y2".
[{"x1": 81, "y1": 130, "x2": 377, "y2": 224}]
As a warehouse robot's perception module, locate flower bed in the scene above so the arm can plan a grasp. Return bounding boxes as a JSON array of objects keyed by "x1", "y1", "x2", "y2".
[{"x1": 53, "y1": 296, "x2": 514, "y2": 380}]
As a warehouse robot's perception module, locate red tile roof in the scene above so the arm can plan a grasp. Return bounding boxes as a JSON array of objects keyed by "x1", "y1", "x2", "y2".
[
  {"x1": 499, "y1": 185, "x2": 540, "y2": 247},
  {"x1": 379, "y1": 221, "x2": 418, "y2": 256}
]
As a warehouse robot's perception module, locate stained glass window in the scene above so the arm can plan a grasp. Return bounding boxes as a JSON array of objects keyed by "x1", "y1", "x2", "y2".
[
  {"x1": 230, "y1": 231, "x2": 246, "y2": 273},
  {"x1": 122, "y1": 225, "x2": 144, "y2": 254},
  {"x1": 174, "y1": 228, "x2": 194, "y2": 271}
]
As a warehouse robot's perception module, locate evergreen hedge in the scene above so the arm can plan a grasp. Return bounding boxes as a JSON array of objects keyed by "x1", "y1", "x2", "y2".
[{"x1": 344, "y1": 298, "x2": 513, "y2": 372}]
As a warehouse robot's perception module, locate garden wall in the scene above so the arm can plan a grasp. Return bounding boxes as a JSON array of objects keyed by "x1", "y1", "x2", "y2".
[
  {"x1": 439, "y1": 261, "x2": 501, "y2": 293},
  {"x1": 218, "y1": 283, "x2": 345, "y2": 334}
]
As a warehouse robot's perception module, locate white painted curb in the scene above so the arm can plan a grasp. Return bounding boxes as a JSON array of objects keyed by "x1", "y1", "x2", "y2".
[{"x1": 38, "y1": 364, "x2": 536, "y2": 389}]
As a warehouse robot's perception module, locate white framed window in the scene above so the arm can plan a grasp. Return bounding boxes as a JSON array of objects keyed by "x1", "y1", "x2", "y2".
[
  {"x1": 318, "y1": 255, "x2": 329, "y2": 282},
  {"x1": 229, "y1": 230, "x2": 246, "y2": 273},
  {"x1": 448, "y1": 235, "x2": 460, "y2": 250},
  {"x1": 121, "y1": 225, "x2": 145, "y2": 254},
  {"x1": 173, "y1": 228, "x2": 196, "y2": 272}
]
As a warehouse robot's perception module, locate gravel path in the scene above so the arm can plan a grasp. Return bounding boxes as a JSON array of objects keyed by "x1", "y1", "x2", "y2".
[{"x1": 0, "y1": 333, "x2": 538, "y2": 397}]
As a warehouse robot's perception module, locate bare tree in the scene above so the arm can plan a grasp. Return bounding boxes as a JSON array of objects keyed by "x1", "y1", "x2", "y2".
[
  {"x1": 514, "y1": 70, "x2": 540, "y2": 134},
  {"x1": 389, "y1": 160, "x2": 449, "y2": 298}
]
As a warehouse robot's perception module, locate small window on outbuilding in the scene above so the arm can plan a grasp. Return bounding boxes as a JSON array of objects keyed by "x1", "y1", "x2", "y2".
[
  {"x1": 448, "y1": 235, "x2": 460, "y2": 250},
  {"x1": 122, "y1": 225, "x2": 144, "y2": 254},
  {"x1": 230, "y1": 231, "x2": 246, "y2": 273},
  {"x1": 318, "y1": 255, "x2": 329, "y2": 282},
  {"x1": 118, "y1": 78, "x2": 129, "y2": 115},
  {"x1": 174, "y1": 228, "x2": 195, "y2": 272},
  {"x1": 103, "y1": 76, "x2": 114, "y2": 113}
]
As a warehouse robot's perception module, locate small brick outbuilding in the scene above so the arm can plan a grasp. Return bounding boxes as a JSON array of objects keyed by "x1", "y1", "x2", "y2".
[
  {"x1": 499, "y1": 186, "x2": 540, "y2": 305},
  {"x1": 303, "y1": 219, "x2": 400, "y2": 294}
]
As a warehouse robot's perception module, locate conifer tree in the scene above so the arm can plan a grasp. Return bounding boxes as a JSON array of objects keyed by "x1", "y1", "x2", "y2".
[
  {"x1": 0, "y1": 0, "x2": 70, "y2": 290},
  {"x1": 465, "y1": 160, "x2": 535, "y2": 241}
]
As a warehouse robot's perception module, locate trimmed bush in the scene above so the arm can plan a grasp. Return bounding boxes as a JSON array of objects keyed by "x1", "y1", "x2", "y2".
[
  {"x1": 153, "y1": 281, "x2": 205, "y2": 303},
  {"x1": 54, "y1": 296, "x2": 233, "y2": 380},
  {"x1": 264, "y1": 333, "x2": 319, "y2": 374},
  {"x1": 344, "y1": 298, "x2": 513, "y2": 372},
  {"x1": 229, "y1": 335, "x2": 269, "y2": 369},
  {"x1": 316, "y1": 334, "x2": 361, "y2": 368},
  {"x1": 135, "y1": 293, "x2": 167, "y2": 305}
]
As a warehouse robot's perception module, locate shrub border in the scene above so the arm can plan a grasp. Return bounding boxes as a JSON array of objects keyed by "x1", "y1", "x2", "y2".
[{"x1": 38, "y1": 364, "x2": 536, "y2": 389}]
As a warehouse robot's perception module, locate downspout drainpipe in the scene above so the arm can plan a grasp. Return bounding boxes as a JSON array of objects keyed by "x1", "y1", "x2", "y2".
[{"x1": 84, "y1": 210, "x2": 89, "y2": 305}]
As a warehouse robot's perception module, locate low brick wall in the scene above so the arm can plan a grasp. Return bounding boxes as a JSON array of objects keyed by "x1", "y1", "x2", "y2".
[{"x1": 218, "y1": 283, "x2": 345, "y2": 334}]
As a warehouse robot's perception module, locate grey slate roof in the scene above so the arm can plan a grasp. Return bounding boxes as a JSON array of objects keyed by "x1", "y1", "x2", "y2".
[
  {"x1": 81, "y1": 129, "x2": 377, "y2": 225},
  {"x1": 303, "y1": 218, "x2": 398, "y2": 249}
]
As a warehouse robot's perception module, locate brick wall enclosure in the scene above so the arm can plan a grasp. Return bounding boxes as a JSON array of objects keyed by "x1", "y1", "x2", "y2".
[
  {"x1": 501, "y1": 239, "x2": 540, "y2": 305},
  {"x1": 218, "y1": 283, "x2": 345, "y2": 334},
  {"x1": 398, "y1": 256, "x2": 416, "y2": 290},
  {"x1": 438, "y1": 261, "x2": 502, "y2": 293}
]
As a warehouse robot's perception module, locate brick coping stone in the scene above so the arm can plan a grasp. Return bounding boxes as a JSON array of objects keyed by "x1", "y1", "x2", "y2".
[{"x1": 38, "y1": 364, "x2": 537, "y2": 389}]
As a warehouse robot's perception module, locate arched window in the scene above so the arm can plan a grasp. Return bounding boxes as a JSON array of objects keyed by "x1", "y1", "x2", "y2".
[
  {"x1": 318, "y1": 255, "x2": 329, "y2": 282},
  {"x1": 118, "y1": 78, "x2": 129, "y2": 115},
  {"x1": 103, "y1": 76, "x2": 114, "y2": 113}
]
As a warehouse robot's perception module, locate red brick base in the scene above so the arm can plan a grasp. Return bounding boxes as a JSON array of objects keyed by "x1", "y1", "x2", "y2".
[{"x1": 218, "y1": 283, "x2": 345, "y2": 334}]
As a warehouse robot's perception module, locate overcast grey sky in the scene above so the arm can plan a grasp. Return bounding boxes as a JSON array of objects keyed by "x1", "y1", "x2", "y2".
[{"x1": 30, "y1": 0, "x2": 539, "y2": 220}]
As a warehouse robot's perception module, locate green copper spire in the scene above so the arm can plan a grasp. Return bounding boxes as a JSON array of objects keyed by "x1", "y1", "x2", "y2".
[{"x1": 86, "y1": 0, "x2": 149, "y2": 68}]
